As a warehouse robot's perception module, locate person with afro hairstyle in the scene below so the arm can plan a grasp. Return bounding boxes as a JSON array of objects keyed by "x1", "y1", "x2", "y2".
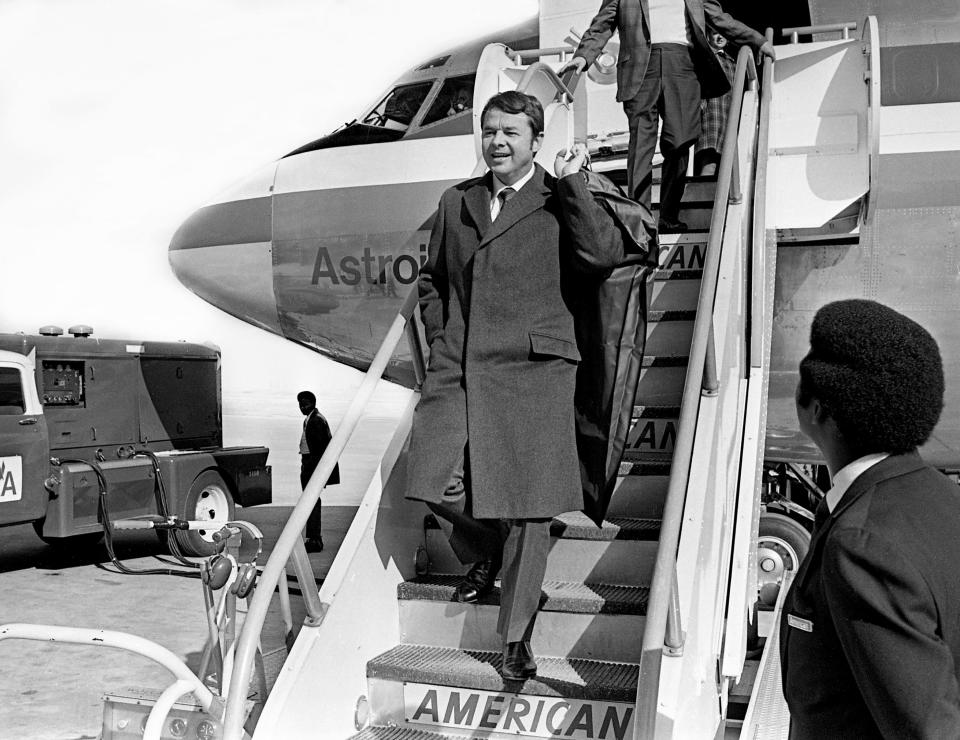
[{"x1": 780, "y1": 299, "x2": 960, "y2": 739}]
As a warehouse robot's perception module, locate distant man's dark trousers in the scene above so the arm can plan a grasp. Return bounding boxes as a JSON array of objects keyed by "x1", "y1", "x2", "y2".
[
  {"x1": 623, "y1": 44, "x2": 702, "y2": 224},
  {"x1": 301, "y1": 458, "x2": 323, "y2": 540}
]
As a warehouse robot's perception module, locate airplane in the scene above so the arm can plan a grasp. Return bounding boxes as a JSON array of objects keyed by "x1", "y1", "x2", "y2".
[{"x1": 165, "y1": 0, "x2": 960, "y2": 735}]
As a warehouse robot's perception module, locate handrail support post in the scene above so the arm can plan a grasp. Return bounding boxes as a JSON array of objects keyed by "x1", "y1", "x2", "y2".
[
  {"x1": 663, "y1": 572, "x2": 686, "y2": 656},
  {"x1": 729, "y1": 145, "x2": 743, "y2": 204}
]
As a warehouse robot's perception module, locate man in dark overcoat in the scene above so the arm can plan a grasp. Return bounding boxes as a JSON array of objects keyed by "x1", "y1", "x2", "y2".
[
  {"x1": 297, "y1": 390, "x2": 339, "y2": 553},
  {"x1": 561, "y1": 0, "x2": 773, "y2": 232},
  {"x1": 780, "y1": 299, "x2": 960, "y2": 738},
  {"x1": 405, "y1": 90, "x2": 623, "y2": 681}
]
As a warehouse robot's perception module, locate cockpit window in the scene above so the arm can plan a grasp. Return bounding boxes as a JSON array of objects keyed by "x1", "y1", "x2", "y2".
[
  {"x1": 421, "y1": 75, "x2": 476, "y2": 127},
  {"x1": 416, "y1": 55, "x2": 450, "y2": 71},
  {"x1": 361, "y1": 81, "x2": 435, "y2": 131}
]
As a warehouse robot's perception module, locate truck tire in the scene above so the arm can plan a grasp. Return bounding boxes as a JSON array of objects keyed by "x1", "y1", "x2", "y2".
[
  {"x1": 173, "y1": 470, "x2": 236, "y2": 557},
  {"x1": 32, "y1": 519, "x2": 104, "y2": 549},
  {"x1": 756, "y1": 513, "x2": 810, "y2": 603}
]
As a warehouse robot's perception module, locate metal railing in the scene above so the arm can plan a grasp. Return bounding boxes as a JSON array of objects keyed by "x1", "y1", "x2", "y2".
[
  {"x1": 0, "y1": 624, "x2": 226, "y2": 740},
  {"x1": 634, "y1": 42, "x2": 766, "y2": 737},
  {"x1": 782, "y1": 22, "x2": 857, "y2": 43},
  {"x1": 222, "y1": 288, "x2": 424, "y2": 738}
]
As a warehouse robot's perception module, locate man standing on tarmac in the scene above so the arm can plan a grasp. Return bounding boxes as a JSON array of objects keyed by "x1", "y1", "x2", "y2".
[
  {"x1": 297, "y1": 390, "x2": 339, "y2": 553},
  {"x1": 781, "y1": 299, "x2": 960, "y2": 738},
  {"x1": 405, "y1": 91, "x2": 624, "y2": 681},
  {"x1": 560, "y1": 0, "x2": 774, "y2": 233}
]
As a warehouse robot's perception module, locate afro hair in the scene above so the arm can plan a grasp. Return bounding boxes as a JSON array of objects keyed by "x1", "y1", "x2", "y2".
[{"x1": 798, "y1": 299, "x2": 944, "y2": 455}]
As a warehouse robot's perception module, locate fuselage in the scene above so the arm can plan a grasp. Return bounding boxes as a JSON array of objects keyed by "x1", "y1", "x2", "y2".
[{"x1": 169, "y1": 1, "x2": 960, "y2": 464}]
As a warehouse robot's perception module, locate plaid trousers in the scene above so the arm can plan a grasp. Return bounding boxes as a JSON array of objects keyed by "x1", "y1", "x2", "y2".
[{"x1": 696, "y1": 50, "x2": 736, "y2": 154}]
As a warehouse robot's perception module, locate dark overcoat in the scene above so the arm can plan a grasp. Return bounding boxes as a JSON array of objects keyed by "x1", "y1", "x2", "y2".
[
  {"x1": 406, "y1": 165, "x2": 623, "y2": 519},
  {"x1": 573, "y1": 0, "x2": 766, "y2": 101},
  {"x1": 780, "y1": 452, "x2": 960, "y2": 739},
  {"x1": 301, "y1": 409, "x2": 339, "y2": 486}
]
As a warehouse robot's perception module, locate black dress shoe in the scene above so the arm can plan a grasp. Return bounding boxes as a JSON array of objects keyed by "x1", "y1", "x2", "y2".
[
  {"x1": 453, "y1": 557, "x2": 500, "y2": 603},
  {"x1": 501, "y1": 641, "x2": 537, "y2": 681},
  {"x1": 658, "y1": 217, "x2": 688, "y2": 234},
  {"x1": 304, "y1": 537, "x2": 324, "y2": 553}
]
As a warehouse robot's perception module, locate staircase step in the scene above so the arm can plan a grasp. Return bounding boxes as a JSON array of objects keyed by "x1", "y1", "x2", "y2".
[
  {"x1": 607, "y1": 472, "x2": 671, "y2": 518},
  {"x1": 424, "y1": 512, "x2": 660, "y2": 587},
  {"x1": 655, "y1": 233, "x2": 708, "y2": 270},
  {"x1": 550, "y1": 511, "x2": 661, "y2": 541},
  {"x1": 367, "y1": 643, "x2": 640, "y2": 702},
  {"x1": 397, "y1": 577, "x2": 649, "y2": 662},
  {"x1": 351, "y1": 728, "x2": 469, "y2": 740},
  {"x1": 400, "y1": 576, "x2": 649, "y2": 615},
  {"x1": 636, "y1": 355, "x2": 688, "y2": 406},
  {"x1": 626, "y1": 405, "x2": 679, "y2": 456},
  {"x1": 650, "y1": 270, "x2": 702, "y2": 311},
  {"x1": 645, "y1": 309, "x2": 695, "y2": 360},
  {"x1": 366, "y1": 646, "x2": 639, "y2": 738}
]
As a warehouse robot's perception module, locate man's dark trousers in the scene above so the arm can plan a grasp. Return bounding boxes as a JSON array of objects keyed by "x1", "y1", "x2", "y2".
[
  {"x1": 425, "y1": 456, "x2": 551, "y2": 643},
  {"x1": 623, "y1": 44, "x2": 701, "y2": 224},
  {"x1": 301, "y1": 459, "x2": 323, "y2": 540}
]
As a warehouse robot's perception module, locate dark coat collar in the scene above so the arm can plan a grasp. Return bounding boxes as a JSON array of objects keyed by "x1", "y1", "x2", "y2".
[{"x1": 794, "y1": 451, "x2": 925, "y2": 592}]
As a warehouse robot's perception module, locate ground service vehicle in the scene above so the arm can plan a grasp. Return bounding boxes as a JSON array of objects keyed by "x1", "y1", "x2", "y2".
[{"x1": 0, "y1": 326, "x2": 271, "y2": 556}]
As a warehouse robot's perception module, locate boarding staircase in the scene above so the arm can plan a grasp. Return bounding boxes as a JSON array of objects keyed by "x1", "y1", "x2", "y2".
[{"x1": 230, "y1": 40, "x2": 777, "y2": 740}]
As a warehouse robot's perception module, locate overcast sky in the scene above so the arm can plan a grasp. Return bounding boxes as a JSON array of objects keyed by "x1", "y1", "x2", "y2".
[{"x1": 0, "y1": 0, "x2": 536, "y2": 401}]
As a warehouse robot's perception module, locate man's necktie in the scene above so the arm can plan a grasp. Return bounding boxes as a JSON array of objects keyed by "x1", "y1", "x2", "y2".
[
  {"x1": 813, "y1": 496, "x2": 830, "y2": 534},
  {"x1": 493, "y1": 186, "x2": 516, "y2": 220}
]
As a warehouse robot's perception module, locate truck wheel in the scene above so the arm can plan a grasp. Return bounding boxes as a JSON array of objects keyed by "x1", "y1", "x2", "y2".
[
  {"x1": 173, "y1": 470, "x2": 235, "y2": 557},
  {"x1": 756, "y1": 513, "x2": 810, "y2": 602},
  {"x1": 31, "y1": 519, "x2": 104, "y2": 549}
]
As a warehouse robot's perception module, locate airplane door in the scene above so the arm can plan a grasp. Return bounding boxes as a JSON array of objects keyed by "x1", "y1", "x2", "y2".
[{"x1": 0, "y1": 362, "x2": 49, "y2": 526}]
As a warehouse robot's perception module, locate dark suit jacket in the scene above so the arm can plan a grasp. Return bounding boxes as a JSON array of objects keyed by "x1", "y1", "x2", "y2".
[
  {"x1": 406, "y1": 165, "x2": 624, "y2": 519},
  {"x1": 301, "y1": 409, "x2": 339, "y2": 486},
  {"x1": 574, "y1": 0, "x2": 766, "y2": 101},
  {"x1": 780, "y1": 452, "x2": 960, "y2": 739}
]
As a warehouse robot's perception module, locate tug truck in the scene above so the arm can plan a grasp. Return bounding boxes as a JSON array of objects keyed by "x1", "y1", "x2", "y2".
[{"x1": 0, "y1": 326, "x2": 271, "y2": 556}]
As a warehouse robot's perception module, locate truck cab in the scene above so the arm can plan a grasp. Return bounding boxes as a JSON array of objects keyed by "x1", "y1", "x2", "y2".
[{"x1": 0, "y1": 349, "x2": 49, "y2": 527}]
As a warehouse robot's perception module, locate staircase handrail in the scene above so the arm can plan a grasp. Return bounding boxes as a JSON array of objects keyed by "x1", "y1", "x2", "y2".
[
  {"x1": 223, "y1": 288, "x2": 423, "y2": 738},
  {"x1": 634, "y1": 43, "x2": 759, "y2": 738},
  {"x1": 751, "y1": 29, "x2": 775, "y2": 367}
]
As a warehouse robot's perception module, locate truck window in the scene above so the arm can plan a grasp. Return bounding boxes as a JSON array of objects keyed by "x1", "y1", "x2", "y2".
[
  {"x1": 41, "y1": 360, "x2": 85, "y2": 406},
  {"x1": 0, "y1": 367, "x2": 25, "y2": 414}
]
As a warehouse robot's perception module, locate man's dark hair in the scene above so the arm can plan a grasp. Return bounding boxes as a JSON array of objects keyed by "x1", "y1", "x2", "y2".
[
  {"x1": 480, "y1": 91, "x2": 544, "y2": 137},
  {"x1": 297, "y1": 390, "x2": 316, "y2": 404},
  {"x1": 798, "y1": 299, "x2": 943, "y2": 455}
]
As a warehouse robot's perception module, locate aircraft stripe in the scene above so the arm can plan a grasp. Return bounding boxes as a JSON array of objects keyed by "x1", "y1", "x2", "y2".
[
  {"x1": 169, "y1": 196, "x2": 271, "y2": 251},
  {"x1": 272, "y1": 180, "x2": 457, "y2": 241},
  {"x1": 273, "y1": 135, "x2": 478, "y2": 194}
]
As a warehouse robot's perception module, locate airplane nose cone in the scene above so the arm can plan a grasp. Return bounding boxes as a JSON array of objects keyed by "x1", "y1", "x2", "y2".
[{"x1": 168, "y1": 169, "x2": 281, "y2": 333}]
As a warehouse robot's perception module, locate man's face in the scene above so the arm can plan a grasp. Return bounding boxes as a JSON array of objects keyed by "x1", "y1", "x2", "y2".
[
  {"x1": 299, "y1": 398, "x2": 315, "y2": 416},
  {"x1": 481, "y1": 108, "x2": 542, "y2": 186},
  {"x1": 710, "y1": 32, "x2": 727, "y2": 51}
]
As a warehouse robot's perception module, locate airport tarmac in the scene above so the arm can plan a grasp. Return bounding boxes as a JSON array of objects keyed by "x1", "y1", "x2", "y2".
[{"x1": 0, "y1": 387, "x2": 410, "y2": 740}]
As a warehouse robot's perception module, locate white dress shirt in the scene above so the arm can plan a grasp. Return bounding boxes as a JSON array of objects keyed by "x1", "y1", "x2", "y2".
[
  {"x1": 825, "y1": 452, "x2": 890, "y2": 512},
  {"x1": 490, "y1": 164, "x2": 536, "y2": 221}
]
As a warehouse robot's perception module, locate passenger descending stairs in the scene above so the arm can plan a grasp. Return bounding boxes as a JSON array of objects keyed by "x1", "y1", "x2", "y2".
[{"x1": 348, "y1": 165, "x2": 715, "y2": 740}]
